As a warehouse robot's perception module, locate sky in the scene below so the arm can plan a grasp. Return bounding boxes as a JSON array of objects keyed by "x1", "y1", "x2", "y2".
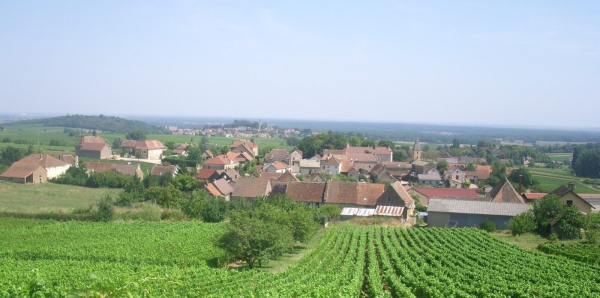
[{"x1": 1, "y1": 1, "x2": 599, "y2": 128}]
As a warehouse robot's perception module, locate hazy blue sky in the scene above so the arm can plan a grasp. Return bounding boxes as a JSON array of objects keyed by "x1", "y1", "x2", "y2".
[{"x1": 1, "y1": 1, "x2": 599, "y2": 128}]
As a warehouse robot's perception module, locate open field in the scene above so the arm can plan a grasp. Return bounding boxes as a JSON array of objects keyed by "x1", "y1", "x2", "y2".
[
  {"x1": 1, "y1": 125, "x2": 292, "y2": 155},
  {"x1": 547, "y1": 153, "x2": 573, "y2": 162},
  {"x1": 529, "y1": 166, "x2": 573, "y2": 176},
  {"x1": 492, "y1": 231, "x2": 583, "y2": 250},
  {"x1": 0, "y1": 181, "x2": 122, "y2": 213},
  {"x1": 1, "y1": 223, "x2": 599, "y2": 296},
  {"x1": 534, "y1": 175, "x2": 600, "y2": 193}
]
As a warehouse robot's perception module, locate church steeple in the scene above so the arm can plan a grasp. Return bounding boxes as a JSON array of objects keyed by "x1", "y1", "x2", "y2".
[{"x1": 412, "y1": 138, "x2": 422, "y2": 161}]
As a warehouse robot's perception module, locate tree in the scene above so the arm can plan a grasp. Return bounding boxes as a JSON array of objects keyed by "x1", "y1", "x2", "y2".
[
  {"x1": 0, "y1": 146, "x2": 26, "y2": 166},
  {"x1": 201, "y1": 196, "x2": 227, "y2": 223},
  {"x1": 164, "y1": 141, "x2": 176, "y2": 150},
  {"x1": 171, "y1": 173, "x2": 199, "y2": 192},
  {"x1": 436, "y1": 161, "x2": 449, "y2": 174},
  {"x1": 125, "y1": 129, "x2": 147, "y2": 141},
  {"x1": 217, "y1": 214, "x2": 293, "y2": 269},
  {"x1": 112, "y1": 138, "x2": 122, "y2": 149},
  {"x1": 486, "y1": 159, "x2": 506, "y2": 187},
  {"x1": 452, "y1": 138, "x2": 460, "y2": 149},
  {"x1": 466, "y1": 163, "x2": 476, "y2": 171},
  {"x1": 533, "y1": 194, "x2": 587, "y2": 238},
  {"x1": 0, "y1": 125, "x2": 4, "y2": 131},
  {"x1": 508, "y1": 212, "x2": 536, "y2": 236},
  {"x1": 508, "y1": 167, "x2": 539, "y2": 190},
  {"x1": 92, "y1": 195, "x2": 114, "y2": 222},
  {"x1": 481, "y1": 218, "x2": 496, "y2": 232}
]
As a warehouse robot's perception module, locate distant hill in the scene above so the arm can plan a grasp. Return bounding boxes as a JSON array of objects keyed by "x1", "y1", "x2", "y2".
[{"x1": 8, "y1": 114, "x2": 166, "y2": 134}]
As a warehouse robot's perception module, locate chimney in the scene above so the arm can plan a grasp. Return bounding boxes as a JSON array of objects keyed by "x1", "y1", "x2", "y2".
[
  {"x1": 518, "y1": 175, "x2": 523, "y2": 194},
  {"x1": 568, "y1": 182, "x2": 574, "y2": 191}
]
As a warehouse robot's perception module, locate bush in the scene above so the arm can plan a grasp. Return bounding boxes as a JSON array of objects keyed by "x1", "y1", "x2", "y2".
[
  {"x1": 92, "y1": 195, "x2": 114, "y2": 222},
  {"x1": 481, "y1": 218, "x2": 496, "y2": 232},
  {"x1": 508, "y1": 212, "x2": 536, "y2": 236},
  {"x1": 137, "y1": 203, "x2": 162, "y2": 221},
  {"x1": 549, "y1": 232, "x2": 559, "y2": 242}
]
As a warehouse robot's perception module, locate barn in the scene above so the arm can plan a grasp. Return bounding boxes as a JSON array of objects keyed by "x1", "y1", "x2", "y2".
[{"x1": 427, "y1": 199, "x2": 530, "y2": 229}]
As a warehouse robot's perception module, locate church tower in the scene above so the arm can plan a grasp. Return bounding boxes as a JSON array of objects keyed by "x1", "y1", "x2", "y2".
[{"x1": 412, "y1": 138, "x2": 422, "y2": 161}]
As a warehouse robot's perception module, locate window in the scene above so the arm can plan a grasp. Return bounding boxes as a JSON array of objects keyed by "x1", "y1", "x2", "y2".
[
  {"x1": 567, "y1": 200, "x2": 573, "y2": 206},
  {"x1": 387, "y1": 197, "x2": 391, "y2": 202}
]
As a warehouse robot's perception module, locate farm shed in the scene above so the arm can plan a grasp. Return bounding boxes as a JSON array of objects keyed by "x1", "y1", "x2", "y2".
[
  {"x1": 427, "y1": 199, "x2": 530, "y2": 229},
  {"x1": 0, "y1": 164, "x2": 47, "y2": 184}
]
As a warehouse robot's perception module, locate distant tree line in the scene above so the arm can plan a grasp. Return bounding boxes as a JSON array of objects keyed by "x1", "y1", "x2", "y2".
[{"x1": 8, "y1": 114, "x2": 166, "y2": 134}]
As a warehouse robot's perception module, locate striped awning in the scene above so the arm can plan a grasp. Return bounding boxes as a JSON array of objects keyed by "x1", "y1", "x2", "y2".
[{"x1": 375, "y1": 206, "x2": 405, "y2": 217}]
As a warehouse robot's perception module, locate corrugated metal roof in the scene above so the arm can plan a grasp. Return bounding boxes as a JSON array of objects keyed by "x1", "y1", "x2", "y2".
[
  {"x1": 375, "y1": 206, "x2": 404, "y2": 217},
  {"x1": 428, "y1": 199, "x2": 530, "y2": 216}
]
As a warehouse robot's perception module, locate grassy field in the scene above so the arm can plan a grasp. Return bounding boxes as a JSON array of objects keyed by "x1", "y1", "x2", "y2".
[
  {"x1": 546, "y1": 153, "x2": 572, "y2": 162},
  {"x1": 1, "y1": 125, "x2": 292, "y2": 155},
  {"x1": 492, "y1": 231, "x2": 583, "y2": 250},
  {"x1": 0, "y1": 180, "x2": 122, "y2": 214},
  {"x1": 534, "y1": 175, "x2": 600, "y2": 193},
  {"x1": 529, "y1": 166, "x2": 573, "y2": 176}
]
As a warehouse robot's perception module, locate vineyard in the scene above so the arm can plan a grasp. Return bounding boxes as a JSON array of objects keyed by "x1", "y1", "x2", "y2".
[
  {"x1": 538, "y1": 243, "x2": 600, "y2": 265},
  {"x1": 1, "y1": 219, "x2": 600, "y2": 297}
]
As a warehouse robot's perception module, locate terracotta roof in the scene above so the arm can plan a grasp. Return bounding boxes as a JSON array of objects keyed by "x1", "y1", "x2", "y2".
[
  {"x1": 113, "y1": 164, "x2": 140, "y2": 176},
  {"x1": 357, "y1": 183, "x2": 386, "y2": 206},
  {"x1": 344, "y1": 145, "x2": 392, "y2": 155},
  {"x1": 151, "y1": 165, "x2": 177, "y2": 176},
  {"x1": 207, "y1": 178, "x2": 234, "y2": 196},
  {"x1": 231, "y1": 140, "x2": 257, "y2": 148},
  {"x1": 18, "y1": 154, "x2": 68, "y2": 169},
  {"x1": 204, "y1": 155, "x2": 234, "y2": 165},
  {"x1": 412, "y1": 188, "x2": 479, "y2": 199},
  {"x1": 339, "y1": 160, "x2": 355, "y2": 173},
  {"x1": 195, "y1": 168, "x2": 220, "y2": 180},
  {"x1": 325, "y1": 181, "x2": 358, "y2": 204},
  {"x1": 266, "y1": 161, "x2": 290, "y2": 171},
  {"x1": 206, "y1": 183, "x2": 222, "y2": 196},
  {"x1": 522, "y1": 193, "x2": 547, "y2": 200},
  {"x1": 133, "y1": 140, "x2": 167, "y2": 150},
  {"x1": 202, "y1": 150, "x2": 213, "y2": 157},
  {"x1": 390, "y1": 181, "x2": 415, "y2": 206},
  {"x1": 275, "y1": 171, "x2": 299, "y2": 182},
  {"x1": 80, "y1": 142, "x2": 110, "y2": 151},
  {"x1": 260, "y1": 172, "x2": 282, "y2": 182},
  {"x1": 223, "y1": 169, "x2": 240, "y2": 182},
  {"x1": 286, "y1": 182, "x2": 326, "y2": 203},
  {"x1": 232, "y1": 177, "x2": 271, "y2": 198},
  {"x1": 475, "y1": 166, "x2": 492, "y2": 180},
  {"x1": 0, "y1": 163, "x2": 44, "y2": 178},
  {"x1": 79, "y1": 136, "x2": 107, "y2": 144},
  {"x1": 173, "y1": 149, "x2": 186, "y2": 155},
  {"x1": 323, "y1": 157, "x2": 341, "y2": 166},
  {"x1": 84, "y1": 162, "x2": 115, "y2": 173},
  {"x1": 121, "y1": 140, "x2": 137, "y2": 148},
  {"x1": 59, "y1": 155, "x2": 77, "y2": 166},
  {"x1": 306, "y1": 172, "x2": 326, "y2": 182},
  {"x1": 488, "y1": 178, "x2": 525, "y2": 203},
  {"x1": 345, "y1": 152, "x2": 378, "y2": 162}
]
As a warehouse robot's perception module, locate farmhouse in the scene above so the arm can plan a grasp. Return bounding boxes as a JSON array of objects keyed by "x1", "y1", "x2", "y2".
[
  {"x1": 0, "y1": 163, "x2": 47, "y2": 184},
  {"x1": 545, "y1": 183, "x2": 595, "y2": 214},
  {"x1": 121, "y1": 140, "x2": 167, "y2": 160},
  {"x1": 15, "y1": 154, "x2": 71, "y2": 179},
  {"x1": 427, "y1": 199, "x2": 530, "y2": 229},
  {"x1": 204, "y1": 155, "x2": 238, "y2": 170},
  {"x1": 76, "y1": 136, "x2": 112, "y2": 159}
]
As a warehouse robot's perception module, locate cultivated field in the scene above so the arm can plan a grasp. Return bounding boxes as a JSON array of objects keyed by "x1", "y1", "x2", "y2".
[
  {"x1": 0, "y1": 181, "x2": 122, "y2": 214},
  {"x1": 1, "y1": 222, "x2": 599, "y2": 297}
]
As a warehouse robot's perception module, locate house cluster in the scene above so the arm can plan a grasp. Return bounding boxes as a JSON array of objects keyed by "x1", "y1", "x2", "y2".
[
  {"x1": 412, "y1": 179, "x2": 597, "y2": 229},
  {"x1": 75, "y1": 136, "x2": 168, "y2": 160},
  {"x1": 1, "y1": 135, "x2": 170, "y2": 183}
]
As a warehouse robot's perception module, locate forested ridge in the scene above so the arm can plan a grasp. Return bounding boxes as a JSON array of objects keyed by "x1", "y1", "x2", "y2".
[{"x1": 7, "y1": 114, "x2": 165, "y2": 134}]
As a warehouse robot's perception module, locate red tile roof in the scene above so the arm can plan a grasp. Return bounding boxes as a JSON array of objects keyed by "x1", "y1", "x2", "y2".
[
  {"x1": 18, "y1": 154, "x2": 68, "y2": 169},
  {"x1": 286, "y1": 182, "x2": 326, "y2": 203},
  {"x1": 0, "y1": 163, "x2": 44, "y2": 179},
  {"x1": 357, "y1": 183, "x2": 386, "y2": 206},
  {"x1": 232, "y1": 177, "x2": 271, "y2": 198},
  {"x1": 522, "y1": 193, "x2": 547, "y2": 200},
  {"x1": 151, "y1": 165, "x2": 177, "y2": 176},
  {"x1": 195, "y1": 168, "x2": 219, "y2": 180},
  {"x1": 84, "y1": 162, "x2": 115, "y2": 173},
  {"x1": 79, "y1": 136, "x2": 107, "y2": 144},
  {"x1": 204, "y1": 155, "x2": 234, "y2": 165}
]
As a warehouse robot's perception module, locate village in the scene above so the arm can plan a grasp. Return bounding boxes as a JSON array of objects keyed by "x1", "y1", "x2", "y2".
[{"x1": 2, "y1": 130, "x2": 597, "y2": 230}]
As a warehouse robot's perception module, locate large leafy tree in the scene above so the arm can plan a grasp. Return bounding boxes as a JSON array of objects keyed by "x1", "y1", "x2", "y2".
[
  {"x1": 125, "y1": 129, "x2": 147, "y2": 141},
  {"x1": 532, "y1": 194, "x2": 587, "y2": 238},
  {"x1": 508, "y1": 167, "x2": 539, "y2": 190}
]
